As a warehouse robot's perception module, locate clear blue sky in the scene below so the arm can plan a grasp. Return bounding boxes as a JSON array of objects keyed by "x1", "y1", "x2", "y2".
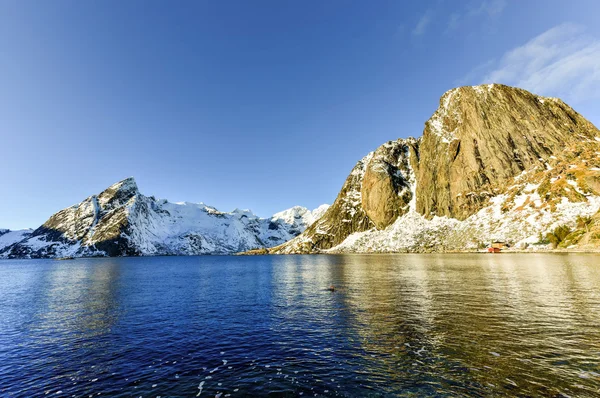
[{"x1": 2, "y1": 0, "x2": 600, "y2": 229}]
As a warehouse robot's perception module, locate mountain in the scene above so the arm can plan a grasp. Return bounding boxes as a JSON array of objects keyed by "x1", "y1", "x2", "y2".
[
  {"x1": 4, "y1": 84, "x2": 599, "y2": 257},
  {"x1": 0, "y1": 178, "x2": 328, "y2": 258},
  {"x1": 271, "y1": 84, "x2": 600, "y2": 253}
]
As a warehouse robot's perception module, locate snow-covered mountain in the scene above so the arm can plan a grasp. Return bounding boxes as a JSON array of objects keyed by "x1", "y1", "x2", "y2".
[
  {"x1": 271, "y1": 84, "x2": 600, "y2": 253},
  {"x1": 0, "y1": 178, "x2": 328, "y2": 258}
]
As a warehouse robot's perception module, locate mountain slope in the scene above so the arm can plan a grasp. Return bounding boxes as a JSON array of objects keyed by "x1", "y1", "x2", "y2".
[
  {"x1": 1, "y1": 178, "x2": 327, "y2": 258},
  {"x1": 272, "y1": 84, "x2": 600, "y2": 253},
  {"x1": 0, "y1": 229, "x2": 32, "y2": 252}
]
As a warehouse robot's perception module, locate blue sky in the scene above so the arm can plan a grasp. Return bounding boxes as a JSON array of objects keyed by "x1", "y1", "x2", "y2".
[{"x1": 1, "y1": 0, "x2": 600, "y2": 229}]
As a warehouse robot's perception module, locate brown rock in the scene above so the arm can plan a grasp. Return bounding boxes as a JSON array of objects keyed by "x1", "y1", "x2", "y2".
[
  {"x1": 361, "y1": 139, "x2": 416, "y2": 229},
  {"x1": 416, "y1": 84, "x2": 599, "y2": 219},
  {"x1": 274, "y1": 84, "x2": 600, "y2": 253}
]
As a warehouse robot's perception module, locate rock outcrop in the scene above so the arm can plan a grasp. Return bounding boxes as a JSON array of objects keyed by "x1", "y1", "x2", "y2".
[
  {"x1": 361, "y1": 138, "x2": 418, "y2": 228},
  {"x1": 273, "y1": 139, "x2": 418, "y2": 254},
  {"x1": 416, "y1": 84, "x2": 598, "y2": 220},
  {"x1": 271, "y1": 84, "x2": 600, "y2": 253},
  {"x1": 272, "y1": 153, "x2": 375, "y2": 254},
  {"x1": 559, "y1": 210, "x2": 600, "y2": 249}
]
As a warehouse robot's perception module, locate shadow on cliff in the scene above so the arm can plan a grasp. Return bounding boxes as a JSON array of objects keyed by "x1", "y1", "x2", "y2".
[{"x1": 1, "y1": 225, "x2": 138, "y2": 259}]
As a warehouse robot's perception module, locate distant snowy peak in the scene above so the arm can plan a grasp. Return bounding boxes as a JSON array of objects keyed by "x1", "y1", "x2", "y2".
[
  {"x1": 271, "y1": 204, "x2": 330, "y2": 229},
  {"x1": 309, "y1": 204, "x2": 330, "y2": 222},
  {"x1": 0, "y1": 178, "x2": 327, "y2": 258},
  {"x1": 0, "y1": 229, "x2": 33, "y2": 252}
]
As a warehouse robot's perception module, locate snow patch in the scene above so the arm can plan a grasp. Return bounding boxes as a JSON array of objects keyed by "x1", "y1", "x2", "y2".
[
  {"x1": 427, "y1": 88, "x2": 461, "y2": 144},
  {"x1": 329, "y1": 192, "x2": 600, "y2": 253},
  {"x1": 0, "y1": 229, "x2": 33, "y2": 252}
]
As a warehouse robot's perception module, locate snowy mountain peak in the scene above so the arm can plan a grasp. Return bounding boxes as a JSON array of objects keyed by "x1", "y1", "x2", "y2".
[
  {"x1": 97, "y1": 177, "x2": 139, "y2": 208},
  {"x1": 231, "y1": 208, "x2": 256, "y2": 218},
  {"x1": 103, "y1": 177, "x2": 138, "y2": 194},
  {"x1": 272, "y1": 206, "x2": 310, "y2": 221},
  {"x1": 0, "y1": 179, "x2": 326, "y2": 258},
  {"x1": 309, "y1": 204, "x2": 330, "y2": 221}
]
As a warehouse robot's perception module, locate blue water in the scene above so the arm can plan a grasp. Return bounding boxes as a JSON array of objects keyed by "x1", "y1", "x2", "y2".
[{"x1": 1, "y1": 254, "x2": 599, "y2": 397}]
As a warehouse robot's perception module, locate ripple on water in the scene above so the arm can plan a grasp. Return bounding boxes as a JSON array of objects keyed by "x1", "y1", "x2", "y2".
[{"x1": 1, "y1": 255, "x2": 600, "y2": 396}]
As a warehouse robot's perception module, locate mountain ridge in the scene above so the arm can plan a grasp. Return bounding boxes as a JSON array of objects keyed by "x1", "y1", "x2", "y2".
[
  {"x1": 0, "y1": 178, "x2": 328, "y2": 258},
  {"x1": 270, "y1": 84, "x2": 600, "y2": 253}
]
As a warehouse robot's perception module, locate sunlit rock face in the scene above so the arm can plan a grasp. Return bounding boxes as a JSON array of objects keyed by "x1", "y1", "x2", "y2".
[
  {"x1": 361, "y1": 138, "x2": 418, "y2": 229},
  {"x1": 272, "y1": 84, "x2": 600, "y2": 253},
  {"x1": 416, "y1": 84, "x2": 598, "y2": 220}
]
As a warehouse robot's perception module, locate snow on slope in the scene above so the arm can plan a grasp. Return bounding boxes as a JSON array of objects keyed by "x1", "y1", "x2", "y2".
[
  {"x1": 124, "y1": 198, "x2": 328, "y2": 255},
  {"x1": 330, "y1": 190, "x2": 600, "y2": 253},
  {"x1": 270, "y1": 205, "x2": 330, "y2": 232},
  {"x1": 0, "y1": 229, "x2": 32, "y2": 252}
]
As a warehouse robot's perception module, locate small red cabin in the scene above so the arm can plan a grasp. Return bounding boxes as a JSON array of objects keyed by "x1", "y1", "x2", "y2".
[{"x1": 488, "y1": 247, "x2": 501, "y2": 253}]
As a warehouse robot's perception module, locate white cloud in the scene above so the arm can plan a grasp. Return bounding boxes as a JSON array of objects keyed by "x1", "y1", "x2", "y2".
[
  {"x1": 412, "y1": 10, "x2": 433, "y2": 36},
  {"x1": 447, "y1": 0, "x2": 506, "y2": 32},
  {"x1": 467, "y1": 0, "x2": 507, "y2": 17},
  {"x1": 480, "y1": 23, "x2": 600, "y2": 102}
]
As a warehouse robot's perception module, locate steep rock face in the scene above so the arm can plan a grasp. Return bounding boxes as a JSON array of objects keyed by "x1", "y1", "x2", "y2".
[
  {"x1": 1, "y1": 178, "x2": 327, "y2": 258},
  {"x1": 331, "y1": 139, "x2": 600, "y2": 253},
  {"x1": 361, "y1": 139, "x2": 418, "y2": 228},
  {"x1": 416, "y1": 84, "x2": 599, "y2": 219},
  {"x1": 273, "y1": 84, "x2": 600, "y2": 253},
  {"x1": 271, "y1": 153, "x2": 374, "y2": 254},
  {"x1": 272, "y1": 138, "x2": 417, "y2": 253}
]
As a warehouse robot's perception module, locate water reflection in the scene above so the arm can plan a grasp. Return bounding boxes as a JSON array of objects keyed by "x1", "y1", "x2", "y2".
[
  {"x1": 31, "y1": 259, "x2": 121, "y2": 339},
  {"x1": 0, "y1": 254, "x2": 599, "y2": 397},
  {"x1": 269, "y1": 254, "x2": 600, "y2": 396}
]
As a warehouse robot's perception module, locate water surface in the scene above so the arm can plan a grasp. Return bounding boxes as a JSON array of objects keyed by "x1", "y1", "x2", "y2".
[{"x1": 0, "y1": 254, "x2": 599, "y2": 397}]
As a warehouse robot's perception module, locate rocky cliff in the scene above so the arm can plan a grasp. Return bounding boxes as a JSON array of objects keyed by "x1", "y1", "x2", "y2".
[
  {"x1": 1, "y1": 178, "x2": 328, "y2": 258},
  {"x1": 416, "y1": 84, "x2": 598, "y2": 220},
  {"x1": 272, "y1": 139, "x2": 419, "y2": 253},
  {"x1": 272, "y1": 84, "x2": 600, "y2": 253}
]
